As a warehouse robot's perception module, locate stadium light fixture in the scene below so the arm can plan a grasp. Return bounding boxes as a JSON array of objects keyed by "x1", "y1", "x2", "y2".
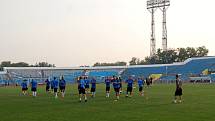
[{"x1": 147, "y1": 0, "x2": 170, "y2": 9}]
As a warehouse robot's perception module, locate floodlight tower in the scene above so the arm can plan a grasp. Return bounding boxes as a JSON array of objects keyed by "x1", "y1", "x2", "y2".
[
  {"x1": 147, "y1": 0, "x2": 170, "y2": 55},
  {"x1": 147, "y1": 0, "x2": 156, "y2": 56},
  {"x1": 159, "y1": 0, "x2": 170, "y2": 51}
]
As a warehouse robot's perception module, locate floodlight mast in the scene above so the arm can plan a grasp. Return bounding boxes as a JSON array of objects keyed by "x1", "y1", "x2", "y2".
[
  {"x1": 147, "y1": 1, "x2": 156, "y2": 56},
  {"x1": 160, "y1": 0, "x2": 170, "y2": 51},
  {"x1": 147, "y1": 0, "x2": 170, "y2": 55}
]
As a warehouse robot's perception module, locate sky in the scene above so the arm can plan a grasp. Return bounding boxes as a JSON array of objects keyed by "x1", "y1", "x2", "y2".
[{"x1": 0, "y1": 0, "x2": 215, "y2": 67}]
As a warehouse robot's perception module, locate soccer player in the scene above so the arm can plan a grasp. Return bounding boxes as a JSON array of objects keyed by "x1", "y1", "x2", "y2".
[
  {"x1": 112, "y1": 77, "x2": 120, "y2": 100},
  {"x1": 137, "y1": 78, "x2": 144, "y2": 96},
  {"x1": 45, "y1": 79, "x2": 50, "y2": 92},
  {"x1": 150, "y1": 77, "x2": 153, "y2": 86},
  {"x1": 53, "y1": 77, "x2": 59, "y2": 98},
  {"x1": 84, "y1": 76, "x2": 90, "y2": 95},
  {"x1": 105, "y1": 77, "x2": 111, "y2": 98},
  {"x1": 126, "y1": 76, "x2": 134, "y2": 97},
  {"x1": 91, "y1": 78, "x2": 96, "y2": 98},
  {"x1": 59, "y1": 76, "x2": 66, "y2": 98},
  {"x1": 173, "y1": 74, "x2": 183, "y2": 103},
  {"x1": 78, "y1": 77, "x2": 87, "y2": 102},
  {"x1": 21, "y1": 79, "x2": 28, "y2": 95},
  {"x1": 146, "y1": 77, "x2": 150, "y2": 88},
  {"x1": 31, "y1": 79, "x2": 37, "y2": 97}
]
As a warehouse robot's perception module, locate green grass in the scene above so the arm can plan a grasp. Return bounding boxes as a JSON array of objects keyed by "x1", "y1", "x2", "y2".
[{"x1": 0, "y1": 84, "x2": 215, "y2": 121}]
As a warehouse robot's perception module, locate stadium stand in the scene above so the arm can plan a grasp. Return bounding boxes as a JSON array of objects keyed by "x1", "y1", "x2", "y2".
[
  {"x1": 120, "y1": 57, "x2": 215, "y2": 82},
  {"x1": 209, "y1": 74, "x2": 215, "y2": 82},
  {"x1": 0, "y1": 71, "x2": 8, "y2": 86},
  {"x1": 1, "y1": 56, "x2": 215, "y2": 84}
]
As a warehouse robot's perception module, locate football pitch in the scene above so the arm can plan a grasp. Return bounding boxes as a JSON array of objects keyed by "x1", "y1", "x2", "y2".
[{"x1": 0, "y1": 84, "x2": 215, "y2": 121}]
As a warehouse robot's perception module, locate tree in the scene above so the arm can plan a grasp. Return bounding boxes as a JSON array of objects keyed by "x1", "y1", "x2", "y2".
[
  {"x1": 93, "y1": 61, "x2": 127, "y2": 67},
  {"x1": 165, "y1": 49, "x2": 177, "y2": 63},
  {"x1": 186, "y1": 47, "x2": 197, "y2": 58},
  {"x1": 128, "y1": 46, "x2": 209, "y2": 65},
  {"x1": 115, "y1": 61, "x2": 127, "y2": 66},
  {"x1": 129, "y1": 57, "x2": 140, "y2": 65},
  {"x1": 1, "y1": 61, "x2": 12, "y2": 67},
  {"x1": 11, "y1": 62, "x2": 29, "y2": 67},
  {"x1": 138, "y1": 59, "x2": 149, "y2": 65},
  {"x1": 196, "y1": 46, "x2": 208, "y2": 57},
  {"x1": 177, "y1": 48, "x2": 188, "y2": 62},
  {"x1": 34, "y1": 62, "x2": 55, "y2": 67},
  {"x1": 0, "y1": 61, "x2": 55, "y2": 68}
]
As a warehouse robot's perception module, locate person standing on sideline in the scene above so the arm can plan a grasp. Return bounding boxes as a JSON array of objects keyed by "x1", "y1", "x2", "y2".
[
  {"x1": 150, "y1": 77, "x2": 153, "y2": 86},
  {"x1": 53, "y1": 77, "x2": 59, "y2": 98},
  {"x1": 59, "y1": 76, "x2": 66, "y2": 98},
  {"x1": 31, "y1": 79, "x2": 37, "y2": 97},
  {"x1": 146, "y1": 77, "x2": 150, "y2": 88},
  {"x1": 173, "y1": 74, "x2": 183, "y2": 103}
]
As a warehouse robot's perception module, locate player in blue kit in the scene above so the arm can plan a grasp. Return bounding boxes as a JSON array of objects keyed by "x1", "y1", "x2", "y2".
[
  {"x1": 31, "y1": 79, "x2": 37, "y2": 97},
  {"x1": 53, "y1": 77, "x2": 59, "y2": 98},
  {"x1": 21, "y1": 79, "x2": 28, "y2": 95},
  {"x1": 84, "y1": 77, "x2": 90, "y2": 95},
  {"x1": 126, "y1": 76, "x2": 134, "y2": 97},
  {"x1": 45, "y1": 79, "x2": 50, "y2": 92},
  {"x1": 112, "y1": 77, "x2": 120, "y2": 100},
  {"x1": 59, "y1": 76, "x2": 66, "y2": 98},
  {"x1": 78, "y1": 77, "x2": 87, "y2": 102},
  {"x1": 137, "y1": 78, "x2": 144, "y2": 96},
  {"x1": 105, "y1": 77, "x2": 111, "y2": 98},
  {"x1": 91, "y1": 78, "x2": 96, "y2": 98}
]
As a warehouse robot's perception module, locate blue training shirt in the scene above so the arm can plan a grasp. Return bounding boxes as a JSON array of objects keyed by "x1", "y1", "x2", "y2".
[
  {"x1": 105, "y1": 79, "x2": 111, "y2": 87},
  {"x1": 53, "y1": 79, "x2": 59, "y2": 89},
  {"x1": 45, "y1": 79, "x2": 50, "y2": 87},
  {"x1": 116, "y1": 79, "x2": 120, "y2": 88},
  {"x1": 113, "y1": 79, "x2": 120, "y2": 88},
  {"x1": 31, "y1": 80, "x2": 37, "y2": 88},
  {"x1": 126, "y1": 79, "x2": 133, "y2": 87},
  {"x1": 79, "y1": 79, "x2": 85, "y2": 88},
  {"x1": 59, "y1": 79, "x2": 66, "y2": 87},
  {"x1": 91, "y1": 79, "x2": 96, "y2": 88},
  {"x1": 85, "y1": 79, "x2": 90, "y2": 86},
  {"x1": 21, "y1": 81, "x2": 27, "y2": 88},
  {"x1": 138, "y1": 79, "x2": 144, "y2": 87}
]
